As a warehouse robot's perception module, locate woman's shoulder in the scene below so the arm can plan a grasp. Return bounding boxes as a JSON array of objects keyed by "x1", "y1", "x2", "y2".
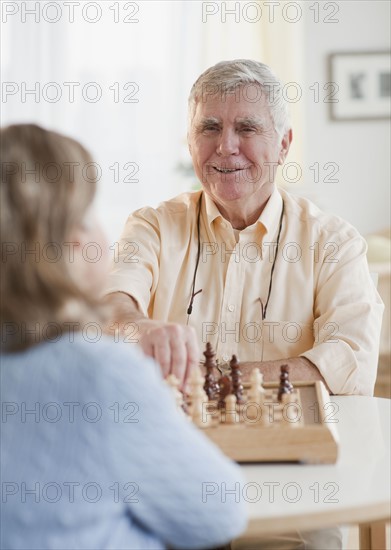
[
  {"x1": 71, "y1": 335, "x2": 164, "y2": 392},
  {"x1": 1, "y1": 333, "x2": 163, "y2": 400}
]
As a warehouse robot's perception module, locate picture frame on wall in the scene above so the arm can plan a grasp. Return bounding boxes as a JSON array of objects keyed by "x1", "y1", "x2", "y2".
[{"x1": 328, "y1": 51, "x2": 391, "y2": 121}]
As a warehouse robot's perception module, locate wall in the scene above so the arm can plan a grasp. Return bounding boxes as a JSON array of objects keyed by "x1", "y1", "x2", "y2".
[
  {"x1": 1, "y1": 1, "x2": 389, "y2": 240},
  {"x1": 301, "y1": 0, "x2": 390, "y2": 236}
]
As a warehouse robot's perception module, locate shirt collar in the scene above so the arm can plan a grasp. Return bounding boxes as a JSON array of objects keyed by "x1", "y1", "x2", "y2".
[
  {"x1": 257, "y1": 186, "x2": 283, "y2": 236},
  {"x1": 203, "y1": 192, "x2": 224, "y2": 226},
  {"x1": 202, "y1": 186, "x2": 283, "y2": 236}
]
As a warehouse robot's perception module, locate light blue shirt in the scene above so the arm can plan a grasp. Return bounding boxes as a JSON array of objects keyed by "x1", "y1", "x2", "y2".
[{"x1": 1, "y1": 334, "x2": 247, "y2": 549}]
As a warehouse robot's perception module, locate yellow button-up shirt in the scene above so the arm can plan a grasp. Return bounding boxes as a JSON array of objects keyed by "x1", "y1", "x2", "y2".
[{"x1": 107, "y1": 187, "x2": 383, "y2": 395}]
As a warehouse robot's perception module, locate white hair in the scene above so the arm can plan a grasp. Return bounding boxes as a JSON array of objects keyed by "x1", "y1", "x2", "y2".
[{"x1": 188, "y1": 59, "x2": 291, "y2": 137}]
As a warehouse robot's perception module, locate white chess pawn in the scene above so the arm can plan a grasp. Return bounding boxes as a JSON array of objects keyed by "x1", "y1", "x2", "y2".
[
  {"x1": 249, "y1": 368, "x2": 265, "y2": 398},
  {"x1": 281, "y1": 393, "x2": 301, "y2": 427},
  {"x1": 224, "y1": 394, "x2": 239, "y2": 424},
  {"x1": 189, "y1": 369, "x2": 210, "y2": 428},
  {"x1": 247, "y1": 368, "x2": 265, "y2": 421},
  {"x1": 165, "y1": 374, "x2": 184, "y2": 411}
]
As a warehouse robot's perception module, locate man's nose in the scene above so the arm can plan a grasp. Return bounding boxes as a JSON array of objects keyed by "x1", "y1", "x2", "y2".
[{"x1": 216, "y1": 129, "x2": 239, "y2": 156}]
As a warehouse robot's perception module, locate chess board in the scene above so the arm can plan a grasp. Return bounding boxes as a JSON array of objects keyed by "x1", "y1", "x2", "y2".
[{"x1": 191, "y1": 380, "x2": 339, "y2": 464}]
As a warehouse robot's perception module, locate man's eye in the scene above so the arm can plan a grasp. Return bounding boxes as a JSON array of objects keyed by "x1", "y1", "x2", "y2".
[
  {"x1": 203, "y1": 126, "x2": 219, "y2": 133},
  {"x1": 240, "y1": 127, "x2": 256, "y2": 133}
]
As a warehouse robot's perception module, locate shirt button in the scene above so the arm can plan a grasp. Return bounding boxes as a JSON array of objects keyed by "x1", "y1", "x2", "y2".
[
  {"x1": 222, "y1": 354, "x2": 229, "y2": 362},
  {"x1": 228, "y1": 304, "x2": 235, "y2": 312}
]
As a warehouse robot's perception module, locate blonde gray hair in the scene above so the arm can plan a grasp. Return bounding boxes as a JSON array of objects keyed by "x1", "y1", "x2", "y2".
[
  {"x1": 188, "y1": 59, "x2": 291, "y2": 137},
  {"x1": 1, "y1": 124, "x2": 104, "y2": 351}
]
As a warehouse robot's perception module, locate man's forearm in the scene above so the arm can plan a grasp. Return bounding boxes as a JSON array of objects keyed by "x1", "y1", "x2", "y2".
[
  {"x1": 103, "y1": 296, "x2": 329, "y2": 392},
  {"x1": 105, "y1": 291, "x2": 147, "y2": 328},
  {"x1": 104, "y1": 292, "x2": 199, "y2": 387},
  {"x1": 259, "y1": 356, "x2": 330, "y2": 391},
  {"x1": 104, "y1": 291, "x2": 180, "y2": 336}
]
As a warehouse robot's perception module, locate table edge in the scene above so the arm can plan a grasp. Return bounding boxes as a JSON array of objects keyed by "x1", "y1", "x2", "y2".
[{"x1": 243, "y1": 501, "x2": 391, "y2": 537}]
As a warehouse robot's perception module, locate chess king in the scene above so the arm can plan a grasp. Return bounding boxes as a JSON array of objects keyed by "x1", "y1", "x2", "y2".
[{"x1": 106, "y1": 59, "x2": 383, "y2": 397}]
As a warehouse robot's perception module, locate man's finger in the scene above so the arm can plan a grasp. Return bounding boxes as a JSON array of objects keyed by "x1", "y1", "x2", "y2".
[
  {"x1": 183, "y1": 328, "x2": 200, "y2": 388},
  {"x1": 169, "y1": 336, "x2": 187, "y2": 386},
  {"x1": 139, "y1": 337, "x2": 154, "y2": 359},
  {"x1": 153, "y1": 338, "x2": 172, "y2": 378}
]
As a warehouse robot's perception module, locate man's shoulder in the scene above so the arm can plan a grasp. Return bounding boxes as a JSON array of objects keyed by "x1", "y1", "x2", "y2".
[
  {"x1": 135, "y1": 190, "x2": 202, "y2": 222},
  {"x1": 280, "y1": 188, "x2": 360, "y2": 238}
]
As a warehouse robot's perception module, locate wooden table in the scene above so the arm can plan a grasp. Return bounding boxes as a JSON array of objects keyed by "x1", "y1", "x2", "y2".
[{"x1": 238, "y1": 396, "x2": 390, "y2": 549}]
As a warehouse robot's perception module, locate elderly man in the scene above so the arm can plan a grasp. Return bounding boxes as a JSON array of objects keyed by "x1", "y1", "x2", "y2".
[
  {"x1": 106, "y1": 58, "x2": 384, "y2": 550},
  {"x1": 107, "y1": 59, "x2": 383, "y2": 398}
]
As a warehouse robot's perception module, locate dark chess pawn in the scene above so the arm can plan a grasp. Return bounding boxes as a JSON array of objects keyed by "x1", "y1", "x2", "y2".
[
  {"x1": 278, "y1": 364, "x2": 294, "y2": 402},
  {"x1": 203, "y1": 342, "x2": 220, "y2": 400},
  {"x1": 230, "y1": 355, "x2": 244, "y2": 404}
]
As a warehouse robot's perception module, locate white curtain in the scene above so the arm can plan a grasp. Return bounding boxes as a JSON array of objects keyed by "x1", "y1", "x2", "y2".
[{"x1": 1, "y1": 0, "x2": 305, "y2": 242}]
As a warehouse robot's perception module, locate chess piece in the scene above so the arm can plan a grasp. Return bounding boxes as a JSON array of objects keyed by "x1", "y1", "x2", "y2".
[
  {"x1": 247, "y1": 368, "x2": 265, "y2": 421},
  {"x1": 165, "y1": 374, "x2": 184, "y2": 411},
  {"x1": 189, "y1": 368, "x2": 210, "y2": 428},
  {"x1": 281, "y1": 393, "x2": 301, "y2": 427},
  {"x1": 217, "y1": 375, "x2": 232, "y2": 409},
  {"x1": 249, "y1": 368, "x2": 265, "y2": 398},
  {"x1": 203, "y1": 342, "x2": 219, "y2": 400},
  {"x1": 230, "y1": 355, "x2": 244, "y2": 404},
  {"x1": 278, "y1": 364, "x2": 294, "y2": 402},
  {"x1": 224, "y1": 394, "x2": 239, "y2": 424}
]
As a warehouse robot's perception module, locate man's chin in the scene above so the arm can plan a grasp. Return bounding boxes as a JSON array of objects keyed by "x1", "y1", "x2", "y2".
[{"x1": 206, "y1": 186, "x2": 250, "y2": 204}]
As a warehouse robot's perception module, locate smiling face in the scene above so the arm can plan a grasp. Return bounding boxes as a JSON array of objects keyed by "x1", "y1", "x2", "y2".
[{"x1": 188, "y1": 86, "x2": 292, "y2": 217}]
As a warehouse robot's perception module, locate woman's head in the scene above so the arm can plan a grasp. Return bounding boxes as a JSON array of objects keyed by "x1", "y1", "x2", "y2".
[{"x1": 1, "y1": 123, "x2": 108, "y2": 350}]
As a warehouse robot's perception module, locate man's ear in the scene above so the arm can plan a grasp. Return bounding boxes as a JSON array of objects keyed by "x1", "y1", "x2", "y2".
[
  {"x1": 278, "y1": 128, "x2": 293, "y2": 165},
  {"x1": 187, "y1": 131, "x2": 192, "y2": 155}
]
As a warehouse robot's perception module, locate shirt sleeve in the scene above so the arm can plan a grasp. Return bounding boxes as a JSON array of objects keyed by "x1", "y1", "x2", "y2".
[
  {"x1": 301, "y1": 228, "x2": 384, "y2": 396},
  {"x1": 100, "y1": 342, "x2": 248, "y2": 549},
  {"x1": 106, "y1": 208, "x2": 161, "y2": 316}
]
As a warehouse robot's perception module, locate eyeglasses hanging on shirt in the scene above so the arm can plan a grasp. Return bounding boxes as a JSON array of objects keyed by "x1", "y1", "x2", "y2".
[
  {"x1": 186, "y1": 192, "x2": 284, "y2": 324},
  {"x1": 186, "y1": 193, "x2": 203, "y2": 323}
]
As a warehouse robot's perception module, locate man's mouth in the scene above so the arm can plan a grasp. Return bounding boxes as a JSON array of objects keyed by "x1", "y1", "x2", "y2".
[{"x1": 213, "y1": 166, "x2": 245, "y2": 174}]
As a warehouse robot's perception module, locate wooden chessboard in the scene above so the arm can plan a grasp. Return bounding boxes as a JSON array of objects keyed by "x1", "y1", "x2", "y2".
[{"x1": 196, "y1": 380, "x2": 339, "y2": 464}]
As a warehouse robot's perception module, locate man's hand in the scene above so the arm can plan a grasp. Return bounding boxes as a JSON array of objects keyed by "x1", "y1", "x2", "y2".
[
  {"x1": 136, "y1": 320, "x2": 199, "y2": 388},
  {"x1": 104, "y1": 292, "x2": 199, "y2": 388}
]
